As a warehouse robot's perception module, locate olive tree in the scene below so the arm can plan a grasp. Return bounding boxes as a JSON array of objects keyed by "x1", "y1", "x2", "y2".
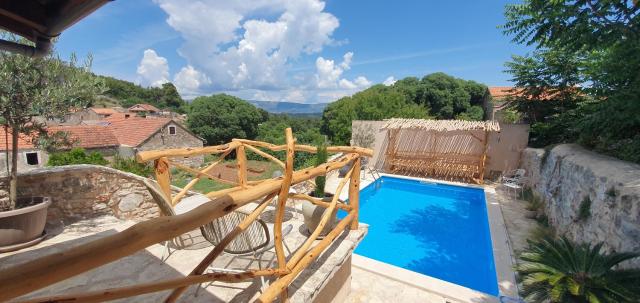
[{"x1": 0, "y1": 36, "x2": 105, "y2": 210}]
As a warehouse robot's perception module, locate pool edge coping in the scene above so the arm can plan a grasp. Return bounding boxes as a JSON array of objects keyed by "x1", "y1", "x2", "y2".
[{"x1": 353, "y1": 173, "x2": 519, "y2": 300}]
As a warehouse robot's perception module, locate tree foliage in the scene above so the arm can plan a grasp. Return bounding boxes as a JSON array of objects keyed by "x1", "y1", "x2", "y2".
[
  {"x1": 187, "y1": 94, "x2": 264, "y2": 145},
  {"x1": 98, "y1": 76, "x2": 187, "y2": 113},
  {"x1": 47, "y1": 148, "x2": 108, "y2": 166},
  {"x1": 517, "y1": 237, "x2": 640, "y2": 303},
  {"x1": 321, "y1": 73, "x2": 489, "y2": 145},
  {"x1": 503, "y1": 0, "x2": 640, "y2": 163},
  {"x1": 0, "y1": 34, "x2": 105, "y2": 210}
]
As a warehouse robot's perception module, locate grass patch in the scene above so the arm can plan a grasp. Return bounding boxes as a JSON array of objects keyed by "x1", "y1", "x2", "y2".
[{"x1": 171, "y1": 160, "x2": 280, "y2": 194}]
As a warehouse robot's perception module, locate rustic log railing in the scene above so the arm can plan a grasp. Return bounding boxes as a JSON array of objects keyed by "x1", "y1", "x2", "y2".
[{"x1": 0, "y1": 128, "x2": 372, "y2": 303}]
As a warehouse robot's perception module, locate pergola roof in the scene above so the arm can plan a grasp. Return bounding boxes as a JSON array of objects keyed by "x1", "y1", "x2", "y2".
[{"x1": 382, "y1": 118, "x2": 500, "y2": 132}]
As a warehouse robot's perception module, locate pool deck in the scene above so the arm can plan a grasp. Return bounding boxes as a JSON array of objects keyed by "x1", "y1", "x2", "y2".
[{"x1": 326, "y1": 171, "x2": 521, "y2": 302}]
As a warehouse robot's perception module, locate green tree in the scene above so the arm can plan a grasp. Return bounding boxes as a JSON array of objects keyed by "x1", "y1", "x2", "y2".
[
  {"x1": 502, "y1": 0, "x2": 640, "y2": 162},
  {"x1": 187, "y1": 94, "x2": 263, "y2": 145},
  {"x1": 517, "y1": 237, "x2": 640, "y2": 303},
  {"x1": 158, "y1": 82, "x2": 186, "y2": 112},
  {"x1": 0, "y1": 36, "x2": 105, "y2": 210}
]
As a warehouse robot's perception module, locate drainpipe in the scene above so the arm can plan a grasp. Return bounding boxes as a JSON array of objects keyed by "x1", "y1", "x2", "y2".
[{"x1": 0, "y1": 37, "x2": 52, "y2": 58}]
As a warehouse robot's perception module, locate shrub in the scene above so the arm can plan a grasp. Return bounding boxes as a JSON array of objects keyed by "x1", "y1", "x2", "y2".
[
  {"x1": 47, "y1": 148, "x2": 108, "y2": 166},
  {"x1": 517, "y1": 237, "x2": 640, "y2": 303},
  {"x1": 111, "y1": 156, "x2": 153, "y2": 177},
  {"x1": 577, "y1": 196, "x2": 592, "y2": 221},
  {"x1": 313, "y1": 144, "x2": 328, "y2": 197}
]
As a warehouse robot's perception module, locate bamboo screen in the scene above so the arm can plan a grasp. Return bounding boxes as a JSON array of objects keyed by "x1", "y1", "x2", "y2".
[{"x1": 377, "y1": 119, "x2": 500, "y2": 184}]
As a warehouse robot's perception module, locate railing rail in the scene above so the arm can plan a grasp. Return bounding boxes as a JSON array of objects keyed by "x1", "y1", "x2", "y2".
[{"x1": 0, "y1": 128, "x2": 372, "y2": 303}]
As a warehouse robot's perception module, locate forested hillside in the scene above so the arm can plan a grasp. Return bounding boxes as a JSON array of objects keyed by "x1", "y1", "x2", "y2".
[
  {"x1": 95, "y1": 76, "x2": 187, "y2": 112},
  {"x1": 322, "y1": 72, "x2": 490, "y2": 145}
]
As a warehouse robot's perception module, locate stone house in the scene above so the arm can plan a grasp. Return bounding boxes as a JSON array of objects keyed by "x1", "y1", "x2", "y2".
[
  {"x1": 128, "y1": 104, "x2": 160, "y2": 116},
  {"x1": 0, "y1": 118, "x2": 204, "y2": 174}
]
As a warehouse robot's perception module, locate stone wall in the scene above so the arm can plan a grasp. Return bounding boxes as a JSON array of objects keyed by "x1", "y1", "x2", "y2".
[
  {"x1": 521, "y1": 144, "x2": 640, "y2": 267},
  {"x1": 0, "y1": 165, "x2": 198, "y2": 225},
  {"x1": 137, "y1": 122, "x2": 204, "y2": 167}
]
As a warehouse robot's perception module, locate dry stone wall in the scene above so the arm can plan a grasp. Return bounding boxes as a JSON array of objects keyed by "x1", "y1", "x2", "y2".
[
  {"x1": 521, "y1": 144, "x2": 640, "y2": 267},
  {"x1": 0, "y1": 165, "x2": 198, "y2": 225}
]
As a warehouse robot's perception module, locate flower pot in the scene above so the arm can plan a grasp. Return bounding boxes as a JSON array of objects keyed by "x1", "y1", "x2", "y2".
[
  {"x1": 301, "y1": 197, "x2": 337, "y2": 236},
  {"x1": 0, "y1": 197, "x2": 51, "y2": 252}
]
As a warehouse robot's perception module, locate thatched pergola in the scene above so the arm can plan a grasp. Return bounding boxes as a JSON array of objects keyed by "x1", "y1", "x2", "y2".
[{"x1": 379, "y1": 118, "x2": 500, "y2": 184}]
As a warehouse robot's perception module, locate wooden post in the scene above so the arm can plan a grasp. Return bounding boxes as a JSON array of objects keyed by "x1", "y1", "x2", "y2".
[
  {"x1": 478, "y1": 130, "x2": 490, "y2": 184},
  {"x1": 236, "y1": 145, "x2": 248, "y2": 188},
  {"x1": 349, "y1": 157, "x2": 361, "y2": 230},
  {"x1": 274, "y1": 127, "x2": 294, "y2": 302},
  {"x1": 154, "y1": 157, "x2": 172, "y2": 204}
]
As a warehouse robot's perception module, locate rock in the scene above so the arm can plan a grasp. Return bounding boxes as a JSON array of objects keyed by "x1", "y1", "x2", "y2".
[{"x1": 118, "y1": 193, "x2": 144, "y2": 212}]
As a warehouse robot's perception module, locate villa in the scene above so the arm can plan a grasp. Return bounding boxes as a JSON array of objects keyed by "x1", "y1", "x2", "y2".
[{"x1": 0, "y1": 1, "x2": 639, "y2": 303}]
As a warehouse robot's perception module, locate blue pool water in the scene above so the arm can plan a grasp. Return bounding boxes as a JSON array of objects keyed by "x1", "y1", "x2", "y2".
[{"x1": 340, "y1": 176, "x2": 499, "y2": 296}]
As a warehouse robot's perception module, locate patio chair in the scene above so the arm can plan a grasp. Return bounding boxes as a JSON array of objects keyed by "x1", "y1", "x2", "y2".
[
  {"x1": 502, "y1": 168, "x2": 526, "y2": 184},
  {"x1": 198, "y1": 207, "x2": 293, "y2": 295},
  {"x1": 501, "y1": 175, "x2": 528, "y2": 199},
  {"x1": 143, "y1": 179, "x2": 202, "y2": 261}
]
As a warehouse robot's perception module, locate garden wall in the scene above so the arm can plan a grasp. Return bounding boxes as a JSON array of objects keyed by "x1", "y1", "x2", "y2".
[
  {"x1": 0, "y1": 165, "x2": 197, "y2": 225},
  {"x1": 521, "y1": 144, "x2": 640, "y2": 267}
]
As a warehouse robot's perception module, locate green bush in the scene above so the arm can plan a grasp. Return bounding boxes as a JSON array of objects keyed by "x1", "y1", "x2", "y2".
[
  {"x1": 313, "y1": 144, "x2": 328, "y2": 197},
  {"x1": 47, "y1": 148, "x2": 108, "y2": 166},
  {"x1": 111, "y1": 156, "x2": 153, "y2": 177},
  {"x1": 577, "y1": 196, "x2": 592, "y2": 221},
  {"x1": 517, "y1": 237, "x2": 640, "y2": 303}
]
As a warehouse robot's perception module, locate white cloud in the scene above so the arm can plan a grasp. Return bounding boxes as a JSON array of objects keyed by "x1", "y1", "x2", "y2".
[
  {"x1": 173, "y1": 65, "x2": 211, "y2": 97},
  {"x1": 136, "y1": 49, "x2": 170, "y2": 87},
  {"x1": 154, "y1": 0, "x2": 339, "y2": 92},
  {"x1": 383, "y1": 76, "x2": 397, "y2": 86},
  {"x1": 315, "y1": 52, "x2": 371, "y2": 91}
]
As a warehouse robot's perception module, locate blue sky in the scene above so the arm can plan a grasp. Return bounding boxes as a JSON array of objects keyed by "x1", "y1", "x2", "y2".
[{"x1": 55, "y1": 0, "x2": 530, "y2": 103}]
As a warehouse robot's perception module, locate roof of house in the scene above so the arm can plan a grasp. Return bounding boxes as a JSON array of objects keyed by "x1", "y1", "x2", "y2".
[
  {"x1": 49, "y1": 125, "x2": 120, "y2": 149},
  {"x1": 382, "y1": 118, "x2": 501, "y2": 132},
  {"x1": 106, "y1": 117, "x2": 173, "y2": 147},
  {"x1": 90, "y1": 107, "x2": 119, "y2": 115},
  {"x1": 489, "y1": 87, "x2": 519, "y2": 99},
  {"x1": 128, "y1": 104, "x2": 160, "y2": 112},
  {"x1": 0, "y1": 127, "x2": 36, "y2": 151}
]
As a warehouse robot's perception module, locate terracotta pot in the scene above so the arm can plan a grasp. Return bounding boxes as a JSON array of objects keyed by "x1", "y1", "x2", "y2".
[
  {"x1": 301, "y1": 197, "x2": 337, "y2": 236},
  {"x1": 0, "y1": 197, "x2": 51, "y2": 251}
]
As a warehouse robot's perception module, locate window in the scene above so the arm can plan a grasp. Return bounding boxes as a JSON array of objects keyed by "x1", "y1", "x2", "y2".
[
  {"x1": 168, "y1": 126, "x2": 177, "y2": 135},
  {"x1": 25, "y1": 152, "x2": 39, "y2": 166}
]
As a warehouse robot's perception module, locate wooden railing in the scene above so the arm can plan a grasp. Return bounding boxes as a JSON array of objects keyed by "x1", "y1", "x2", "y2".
[{"x1": 0, "y1": 128, "x2": 372, "y2": 303}]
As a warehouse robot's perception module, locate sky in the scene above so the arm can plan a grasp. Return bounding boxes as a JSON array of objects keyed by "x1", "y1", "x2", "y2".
[{"x1": 55, "y1": 0, "x2": 530, "y2": 103}]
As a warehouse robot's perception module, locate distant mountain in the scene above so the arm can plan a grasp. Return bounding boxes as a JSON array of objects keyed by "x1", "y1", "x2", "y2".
[{"x1": 248, "y1": 100, "x2": 328, "y2": 114}]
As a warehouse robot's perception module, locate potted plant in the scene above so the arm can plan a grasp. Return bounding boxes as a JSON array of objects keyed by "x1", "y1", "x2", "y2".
[
  {"x1": 0, "y1": 35, "x2": 105, "y2": 251},
  {"x1": 301, "y1": 144, "x2": 337, "y2": 236}
]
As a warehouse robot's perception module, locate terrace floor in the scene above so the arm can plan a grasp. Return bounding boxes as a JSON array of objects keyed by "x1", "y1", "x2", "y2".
[{"x1": 0, "y1": 201, "x2": 366, "y2": 303}]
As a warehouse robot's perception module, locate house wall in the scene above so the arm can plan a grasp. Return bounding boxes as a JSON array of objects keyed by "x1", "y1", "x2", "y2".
[
  {"x1": 0, "y1": 149, "x2": 49, "y2": 176},
  {"x1": 0, "y1": 165, "x2": 200, "y2": 224},
  {"x1": 520, "y1": 144, "x2": 640, "y2": 268},
  {"x1": 136, "y1": 122, "x2": 204, "y2": 167}
]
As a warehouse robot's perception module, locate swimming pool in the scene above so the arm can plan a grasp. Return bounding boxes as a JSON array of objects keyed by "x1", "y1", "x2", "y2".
[{"x1": 340, "y1": 176, "x2": 499, "y2": 296}]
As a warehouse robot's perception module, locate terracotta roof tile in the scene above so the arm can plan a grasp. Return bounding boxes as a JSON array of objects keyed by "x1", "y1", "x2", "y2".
[
  {"x1": 49, "y1": 125, "x2": 120, "y2": 149},
  {"x1": 90, "y1": 107, "x2": 119, "y2": 115},
  {"x1": 106, "y1": 117, "x2": 171, "y2": 146},
  {"x1": 128, "y1": 104, "x2": 160, "y2": 112},
  {"x1": 0, "y1": 127, "x2": 36, "y2": 151}
]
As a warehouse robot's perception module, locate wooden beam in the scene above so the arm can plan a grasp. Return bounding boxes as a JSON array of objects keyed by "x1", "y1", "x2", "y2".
[
  {"x1": 349, "y1": 157, "x2": 361, "y2": 230},
  {"x1": 232, "y1": 139, "x2": 373, "y2": 157},
  {"x1": 289, "y1": 193, "x2": 352, "y2": 211},
  {"x1": 286, "y1": 166, "x2": 354, "y2": 270},
  {"x1": 136, "y1": 141, "x2": 241, "y2": 162},
  {"x1": 18, "y1": 269, "x2": 278, "y2": 303},
  {"x1": 168, "y1": 160, "x2": 238, "y2": 186},
  {"x1": 0, "y1": 153, "x2": 359, "y2": 302},
  {"x1": 172, "y1": 150, "x2": 232, "y2": 204},
  {"x1": 243, "y1": 143, "x2": 285, "y2": 168},
  {"x1": 273, "y1": 128, "x2": 295, "y2": 302},
  {"x1": 236, "y1": 145, "x2": 248, "y2": 188},
  {"x1": 256, "y1": 212, "x2": 355, "y2": 303},
  {"x1": 154, "y1": 157, "x2": 172, "y2": 204},
  {"x1": 165, "y1": 193, "x2": 279, "y2": 303}
]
